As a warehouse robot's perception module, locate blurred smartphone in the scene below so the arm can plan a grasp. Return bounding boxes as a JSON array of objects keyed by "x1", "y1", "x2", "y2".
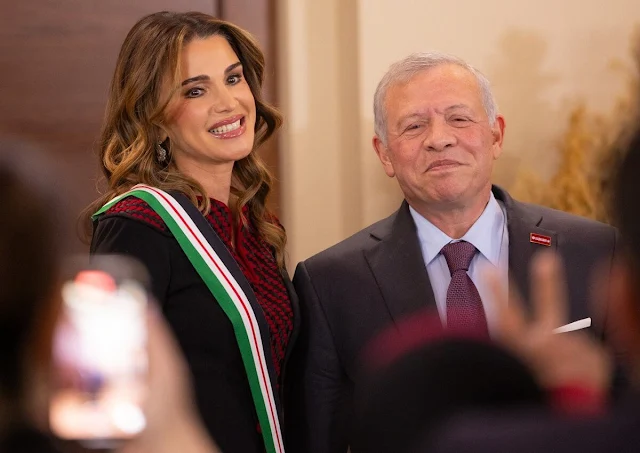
[{"x1": 49, "y1": 255, "x2": 151, "y2": 447}]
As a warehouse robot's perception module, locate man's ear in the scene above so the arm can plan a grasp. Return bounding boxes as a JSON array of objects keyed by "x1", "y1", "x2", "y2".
[
  {"x1": 491, "y1": 115, "x2": 506, "y2": 160},
  {"x1": 372, "y1": 135, "x2": 395, "y2": 178}
]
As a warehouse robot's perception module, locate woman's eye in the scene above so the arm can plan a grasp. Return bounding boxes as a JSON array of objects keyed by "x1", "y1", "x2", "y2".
[
  {"x1": 185, "y1": 87, "x2": 205, "y2": 98},
  {"x1": 227, "y1": 74, "x2": 243, "y2": 85},
  {"x1": 406, "y1": 124, "x2": 422, "y2": 131}
]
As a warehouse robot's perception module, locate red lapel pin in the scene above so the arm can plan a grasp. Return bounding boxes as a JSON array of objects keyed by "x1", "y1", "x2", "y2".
[{"x1": 530, "y1": 233, "x2": 552, "y2": 246}]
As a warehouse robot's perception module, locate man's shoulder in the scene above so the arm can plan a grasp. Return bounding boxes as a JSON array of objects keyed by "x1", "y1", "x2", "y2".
[
  {"x1": 514, "y1": 199, "x2": 615, "y2": 236},
  {"x1": 301, "y1": 209, "x2": 398, "y2": 269},
  {"x1": 495, "y1": 186, "x2": 615, "y2": 238}
]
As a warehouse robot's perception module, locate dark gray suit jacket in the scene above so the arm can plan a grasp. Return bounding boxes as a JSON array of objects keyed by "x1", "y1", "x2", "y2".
[{"x1": 285, "y1": 186, "x2": 619, "y2": 453}]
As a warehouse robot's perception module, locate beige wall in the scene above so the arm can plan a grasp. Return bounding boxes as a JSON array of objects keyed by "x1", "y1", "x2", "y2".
[{"x1": 277, "y1": 0, "x2": 640, "y2": 269}]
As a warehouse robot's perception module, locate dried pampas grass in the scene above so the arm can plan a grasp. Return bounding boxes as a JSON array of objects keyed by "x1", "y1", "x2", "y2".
[{"x1": 511, "y1": 32, "x2": 640, "y2": 224}]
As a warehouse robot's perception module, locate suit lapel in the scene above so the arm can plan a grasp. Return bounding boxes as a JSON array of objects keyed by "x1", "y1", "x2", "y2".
[
  {"x1": 494, "y1": 186, "x2": 557, "y2": 316},
  {"x1": 364, "y1": 201, "x2": 438, "y2": 326}
]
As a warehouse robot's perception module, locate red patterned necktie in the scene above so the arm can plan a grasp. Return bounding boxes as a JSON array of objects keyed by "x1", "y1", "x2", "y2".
[{"x1": 441, "y1": 240, "x2": 489, "y2": 336}]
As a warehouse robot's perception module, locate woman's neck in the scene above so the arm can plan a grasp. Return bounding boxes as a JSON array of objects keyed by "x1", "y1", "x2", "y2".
[
  {"x1": 175, "y1": 159, "x2": 234, "y2": 205},
  {"x1": 202, "y1": 180, "x2": 231, "y2": 205}
]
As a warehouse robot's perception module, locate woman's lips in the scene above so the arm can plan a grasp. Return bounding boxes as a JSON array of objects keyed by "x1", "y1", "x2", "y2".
[
  {"x1": 209, "y1": 114, "x2": 244, "y2": 130},
  {"x1": 209, "y1": 116, "x2": 246, "y2": 139}
]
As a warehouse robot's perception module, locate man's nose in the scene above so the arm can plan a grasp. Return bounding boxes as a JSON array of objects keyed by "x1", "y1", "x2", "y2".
[{"x1": 422, "y1": 118, "x2": 455, "y2": 152}]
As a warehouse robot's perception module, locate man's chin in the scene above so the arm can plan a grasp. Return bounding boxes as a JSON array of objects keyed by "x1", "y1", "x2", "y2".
[
  {"x1": 415, "y1": 191, "x2": 488, "y2": 213},
  {"x1": 427, "y1": 187, "x2": 470, "y2": 205}
]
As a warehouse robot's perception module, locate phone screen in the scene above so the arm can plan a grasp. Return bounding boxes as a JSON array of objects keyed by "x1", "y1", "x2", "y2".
[{"x1": 49, "y1": 266, "x2": 148, "y2": 445}]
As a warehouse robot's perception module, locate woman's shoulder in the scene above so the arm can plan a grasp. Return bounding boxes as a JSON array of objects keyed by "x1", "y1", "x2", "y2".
[{"x1": 95, "y1": 195, "x2": 171, "y2": 236}]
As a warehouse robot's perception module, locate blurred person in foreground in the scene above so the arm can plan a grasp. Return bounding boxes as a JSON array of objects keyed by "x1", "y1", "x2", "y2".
[
  {"x1": 0, "y1": 140, "x2": 219, "y2": 453},
  {"x1": 351, "y1": 249, "x2": 612, "y2": 453},
  {"x1": 409, "y1": 127, "x2": 640, "y2": 453},
  {"x1": 287, "y1": 51, "x2": 618, "y2": 453},
  {"x1": 350, "y1": 320, "x2": 547, "y2": 453},
  {"x1": 87, "y1": 11, "x2": 298, "y2": 453}
]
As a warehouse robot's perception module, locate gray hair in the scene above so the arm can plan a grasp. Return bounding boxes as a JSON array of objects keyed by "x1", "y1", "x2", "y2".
[{"x1": 373, "y1": 51, "x2": 498, "y2": 144}]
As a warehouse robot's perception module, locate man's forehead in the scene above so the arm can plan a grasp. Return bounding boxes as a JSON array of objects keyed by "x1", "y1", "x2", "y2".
[
  {"x1": 385, "y1": 68, "x2": 482, "y2": 116},
  {"x1": 390, "y1": 66, "x2": 478, "y2": 95},
  {"x1": 398, "y1": 103, "x2": 473, "y2": 116}
]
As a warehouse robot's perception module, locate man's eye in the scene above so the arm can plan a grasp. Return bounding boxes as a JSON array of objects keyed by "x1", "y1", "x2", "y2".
[{"x1": 450, "y1": 117, "x2": 471, "y2": 125}]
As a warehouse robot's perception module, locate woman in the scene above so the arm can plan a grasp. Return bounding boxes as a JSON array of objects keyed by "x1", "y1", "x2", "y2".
[{"x1": 87, "y1": 11, "x2": 298, "y2": 453}]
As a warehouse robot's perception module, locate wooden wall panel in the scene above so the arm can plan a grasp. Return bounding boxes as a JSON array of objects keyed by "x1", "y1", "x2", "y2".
[{"x1": 0, "y1": 1, "x2": 217, "y2": 251}]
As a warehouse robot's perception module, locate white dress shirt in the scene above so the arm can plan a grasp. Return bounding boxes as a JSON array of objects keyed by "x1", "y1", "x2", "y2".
[{"x1": 409, "y1": 192, "x2": 509, "y2": 332}]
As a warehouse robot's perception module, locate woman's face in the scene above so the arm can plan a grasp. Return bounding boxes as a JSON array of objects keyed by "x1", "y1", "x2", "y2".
[{"x1": 161, "y1": 35, "x2": 257, "y2": 176}]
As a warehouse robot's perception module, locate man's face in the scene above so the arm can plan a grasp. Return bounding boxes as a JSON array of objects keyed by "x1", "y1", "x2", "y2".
[{"x1": 373, "y1": 64, "x2": 505, "y2": 211}]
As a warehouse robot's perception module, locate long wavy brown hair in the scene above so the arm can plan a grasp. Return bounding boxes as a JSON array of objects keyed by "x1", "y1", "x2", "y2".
[{"x1": 84, "y1": 11, "x2": 286, "y2": 267}]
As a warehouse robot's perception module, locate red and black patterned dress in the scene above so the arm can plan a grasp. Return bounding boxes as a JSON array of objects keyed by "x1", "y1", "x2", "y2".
[{"x1": 90, "y1": 195, "x2": 297, "y2": 453}]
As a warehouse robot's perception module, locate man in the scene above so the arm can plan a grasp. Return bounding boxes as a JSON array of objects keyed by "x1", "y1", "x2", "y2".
[
  {"x1": 418, "y1": 124, "x2": 640, "y2": 453},
  {"x1": 286, "y1": 52, "x2": 618, "y2": 453}
]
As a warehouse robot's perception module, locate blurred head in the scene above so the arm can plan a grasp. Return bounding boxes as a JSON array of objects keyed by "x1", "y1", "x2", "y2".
[
  {"x1": 609, "y1": 126, "x2": 640, "y2": 380},
  {"x1": 353, "y1": 338, "x2": 544, "y2": 453},
  {"x1": 372, "y1": 52, "x2": 505, "y2": 214},
  {"x1": 0, "y1": 140, "x2": 64, "y2": 423},
  {"x1": 92, "y1": 11, "x2": 286, "y2": 267}
]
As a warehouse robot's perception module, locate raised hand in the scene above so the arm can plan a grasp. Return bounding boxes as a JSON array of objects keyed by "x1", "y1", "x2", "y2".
[{"x1": 487, "y1": 251, "x2": 611, "y2": 395}]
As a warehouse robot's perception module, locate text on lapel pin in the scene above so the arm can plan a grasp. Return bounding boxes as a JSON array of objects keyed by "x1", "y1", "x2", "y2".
[{"x1": 530, "y1": 233, "x2": 552, "y2": 246}]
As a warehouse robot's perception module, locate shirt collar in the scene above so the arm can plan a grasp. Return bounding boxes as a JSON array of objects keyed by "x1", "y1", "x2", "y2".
[{"x1": 409, "y1": 192, "x2": 505, "y2": 267}]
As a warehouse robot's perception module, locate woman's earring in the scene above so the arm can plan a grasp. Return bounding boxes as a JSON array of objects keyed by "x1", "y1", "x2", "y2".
[{"x1": 156, "y1": 142, "x2": 167, "y2": 163}]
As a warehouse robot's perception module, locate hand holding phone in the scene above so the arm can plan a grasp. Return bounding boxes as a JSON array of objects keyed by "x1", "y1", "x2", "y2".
[{"x1": 49, "y1": 260, "x2": 148, "y2": 445}]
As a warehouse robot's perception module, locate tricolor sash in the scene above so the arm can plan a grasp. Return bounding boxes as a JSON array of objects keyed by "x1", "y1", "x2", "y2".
[{"x1": 93, "y1": 184, "x2": 285, "y2": 453}]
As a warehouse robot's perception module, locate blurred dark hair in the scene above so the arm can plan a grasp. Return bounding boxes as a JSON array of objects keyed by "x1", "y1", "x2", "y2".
[
  {"x1": 0, "y1": 139, "x2": 65, "y2": 415},
  {"x1": 352, "y1": 338, "x2": 545, "y2": 453},
  {"x1": 613, "y1": 126, "x2": 640, "y2": 273}
]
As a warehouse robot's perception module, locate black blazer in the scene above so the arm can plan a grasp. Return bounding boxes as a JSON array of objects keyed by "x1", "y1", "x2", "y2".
[
  {"x1": 286, "y1": 186, "x2": 619, "y2": 453},
  {"x1": 91, "y1": 208, "x2": 300, "y2": 453}
]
